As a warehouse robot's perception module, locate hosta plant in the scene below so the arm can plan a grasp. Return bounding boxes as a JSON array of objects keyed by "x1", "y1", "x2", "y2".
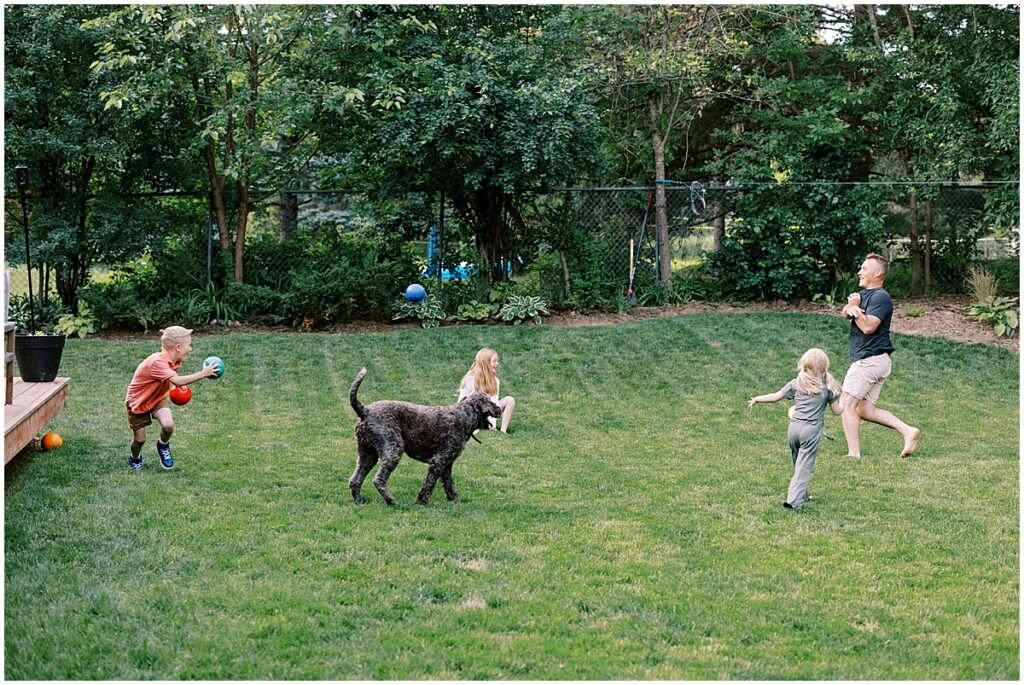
[
  {"x1": 968, "y1": 295, "x2": 1019, "y2": 338},
  {"x1": 392, "y1": 294, "x2": 446, "y2": 329},
  {"x1": 497, "y1": 295, "x2": 549, "y2": 326}
]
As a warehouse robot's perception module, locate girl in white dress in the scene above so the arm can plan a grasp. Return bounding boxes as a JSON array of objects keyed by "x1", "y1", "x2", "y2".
[{"x1": 458, "y1": 348, "x2": 515, "y2": 433}]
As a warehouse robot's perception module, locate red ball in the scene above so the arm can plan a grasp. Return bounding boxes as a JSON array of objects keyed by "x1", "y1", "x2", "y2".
[{"x1": 169, "y1": 385, "x2": 192, "y2": 405}]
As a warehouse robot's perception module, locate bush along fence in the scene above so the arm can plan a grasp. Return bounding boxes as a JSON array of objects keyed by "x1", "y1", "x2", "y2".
[{"x1": 2, "y1": 182, "x2": 1018, "y2": 332}]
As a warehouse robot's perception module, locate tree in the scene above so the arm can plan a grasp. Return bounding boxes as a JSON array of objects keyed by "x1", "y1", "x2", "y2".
[
  {"x1": 4, "y1": 4, "x2": 190, "y2": 314},
  {"x1": 857, "y1": 5, "x2": 1020, "y2": 292},
  {"x1": 349, "y1": 6, "x2": 603, "y2": 282},
  {"x1": 87, "y1": 5, "x2": 363, "y2": 283},
  {"x1": 701, "y1": 6, "x2": 887, "y2": 299},
  {"x1": 581, "y1": 5, "x2": 740, "y2": 290}
]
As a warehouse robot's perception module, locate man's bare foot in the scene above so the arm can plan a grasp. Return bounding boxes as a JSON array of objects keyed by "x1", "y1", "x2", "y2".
[
  {"x1": 846, "y1": 453, "x2": 861, "y2": 458},
  {"x1": 900, "y1": 428, "x2": 920, "y2": 458}
]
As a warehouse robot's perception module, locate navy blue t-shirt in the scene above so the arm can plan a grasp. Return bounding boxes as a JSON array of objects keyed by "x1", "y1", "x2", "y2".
[{"x1": 849, "y1": 287, "x2": 894, "y2": 362}]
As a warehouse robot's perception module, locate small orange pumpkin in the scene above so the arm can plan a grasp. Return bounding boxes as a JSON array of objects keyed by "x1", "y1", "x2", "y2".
[{"x1": 41, "y1": 431, "x2": 63, "y2": 451}]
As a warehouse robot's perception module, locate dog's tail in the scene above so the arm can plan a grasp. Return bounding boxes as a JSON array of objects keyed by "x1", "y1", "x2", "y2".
[{"x1": 350, "y1": 367, "x2": 368, "y2": 419}]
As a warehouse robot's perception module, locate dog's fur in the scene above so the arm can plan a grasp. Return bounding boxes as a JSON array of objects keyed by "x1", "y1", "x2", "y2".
[{"x1": 348, "y1": 368, "x2": 501, "y2": 505}]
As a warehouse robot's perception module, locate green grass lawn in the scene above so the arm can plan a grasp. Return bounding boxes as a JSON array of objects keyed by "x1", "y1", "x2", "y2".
[{"x1": 5, "y1": 314, "x2": 1019, "y2": 679}]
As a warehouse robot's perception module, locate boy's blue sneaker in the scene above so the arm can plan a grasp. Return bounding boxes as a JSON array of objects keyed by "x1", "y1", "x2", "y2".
[
  {"x1": 129, "y1": 454, "x2": 142, "y2": 470},
  {"x1": 156, "y1": 440, "x2": 173, "y2": 470}
]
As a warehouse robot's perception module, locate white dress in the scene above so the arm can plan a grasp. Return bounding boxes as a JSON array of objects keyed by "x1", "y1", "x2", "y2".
[{"x1": 458, "y1": 374, "x2": 500, "y2": 428}]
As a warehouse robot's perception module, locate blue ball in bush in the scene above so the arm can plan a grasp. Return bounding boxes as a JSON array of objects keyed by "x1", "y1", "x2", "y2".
[
  {"x1": 405, "y1": 284, "x2": 426, "y2": 302},
  {"x1": 203, "y1": 355, "x2": 225, "y2": 379}
]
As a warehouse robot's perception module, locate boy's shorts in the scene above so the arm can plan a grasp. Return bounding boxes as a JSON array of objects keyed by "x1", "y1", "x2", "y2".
[
  {"x1": 127, "y1": 397, "x2": 171, "y2": 431},
  {"x1": 842, "y1": 353, "x2": 891, "y2": 405}
]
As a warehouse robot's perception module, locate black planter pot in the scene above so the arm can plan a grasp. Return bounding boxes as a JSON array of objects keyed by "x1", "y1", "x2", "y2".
[{"x1": 15, "y1": 333, "x2": 66, "y2": 382}]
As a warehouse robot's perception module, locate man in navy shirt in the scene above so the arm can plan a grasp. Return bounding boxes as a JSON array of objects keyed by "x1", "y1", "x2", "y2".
[{"x1": 840, "y1": 253, "x2": 920, "y2": 458}]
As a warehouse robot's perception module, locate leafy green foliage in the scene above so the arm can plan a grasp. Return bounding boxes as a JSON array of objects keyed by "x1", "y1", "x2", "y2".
[
  {"x1": 968, "y1": 296, "x2": 1019, "y2": 338},
  {"x1": 967, "y1": 265, "x2": 1000, "y2": 302},
  {"x1": 4, "y1": 4, "x2": 1019, "y2": 315},
  {"x1": 54, "y1": 312, "x2": 97, "y2": 338},
  {"x1": 353, "y1": 6, "x2": 603, "y2": 283},
  {"x1": 452, "y1": 300, "x2": 497, "y2": 323},
  {"x1": 6, "y1": 294, "x2": 68, "y2": 334},
  {"x1": 4, "y1": 5, "x2": 195, "y2": 312},
  {"x1": 84, "y1": 5, "x2": 362, "y2": 283},
  {"x1": 185, "y1": 281, "x2": 237, "y2": 327},
  {"x1": 985, "y1": 258, "x2": 1020, "y2": 296},
  {"x1": 705, "y1": 186, "x2": 885, "y2": 301},
  {"x1": 392, "y1": 294, "x2": 446, "y2": 329},
  {"x1": 496, "y1": 295, "x2": 549, "y2": 325}
]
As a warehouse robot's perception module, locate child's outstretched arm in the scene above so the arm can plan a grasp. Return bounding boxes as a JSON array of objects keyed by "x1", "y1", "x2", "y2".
[
  {"x1": 747, "y1": 388, "x2": 786, "y2": 410},
  {"x1": 170, "y1": 363, "x2": 219, "y2": 387}
]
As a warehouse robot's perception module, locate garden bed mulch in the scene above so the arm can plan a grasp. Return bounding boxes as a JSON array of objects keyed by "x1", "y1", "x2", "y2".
[
  {"x1": 104, "y1": 295, "x2": 1017, "y2": 354},
  {"x1": 541, "y1": 294, "x2": 1019, "y2": 355}
]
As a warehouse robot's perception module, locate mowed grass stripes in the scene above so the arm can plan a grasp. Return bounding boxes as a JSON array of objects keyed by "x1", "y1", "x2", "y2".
[{"x1": 5, "y1": 314, "x2": 1018, "y2": 679}]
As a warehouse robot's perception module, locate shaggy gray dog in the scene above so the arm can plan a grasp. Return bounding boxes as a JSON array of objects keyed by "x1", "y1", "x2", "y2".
[{"x1": 348, "y1": 368, "x2": 501, "y2": 505}]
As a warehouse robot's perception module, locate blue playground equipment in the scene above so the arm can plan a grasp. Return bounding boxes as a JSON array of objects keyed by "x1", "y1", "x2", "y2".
[{"x1": 424, "y1": 226, "x2": 476, "y2": 281}]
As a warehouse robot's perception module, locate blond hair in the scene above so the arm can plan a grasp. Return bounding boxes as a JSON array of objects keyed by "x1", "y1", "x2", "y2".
[
  {"x1": 795, "y1": 348, "x2": 842, "y2": 396},
  {"x1": 865, "y1": 252, "x2": 890, "y2": 278},
  {"x1": 459, "y1": 348, "x2": 498, "y2": 396},
  {"x1": 160, "y1": 325, "x2": 193, "y2": 349}
]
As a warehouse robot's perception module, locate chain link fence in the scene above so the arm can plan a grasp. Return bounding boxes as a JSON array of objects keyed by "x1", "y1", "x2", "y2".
[
  {"x1": 551, "y1": 182, "x2": 1017, "y2": 292},
  {"x1": 4, "y1": 182, "x2": 1018, "y2": 317}
]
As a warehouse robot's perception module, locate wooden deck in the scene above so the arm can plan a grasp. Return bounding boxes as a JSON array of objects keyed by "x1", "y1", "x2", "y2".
[{"x1": 4, "y1": 377, "x2": 70, "y2": 463}]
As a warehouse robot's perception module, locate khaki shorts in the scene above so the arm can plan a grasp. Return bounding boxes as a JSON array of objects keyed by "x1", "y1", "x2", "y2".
[
  {"x1": 842, "y1": 353, "x2": 892, "y2": 405},
  {"x1": 127, "y1": 397, "x2": 171, "y2": 432}
]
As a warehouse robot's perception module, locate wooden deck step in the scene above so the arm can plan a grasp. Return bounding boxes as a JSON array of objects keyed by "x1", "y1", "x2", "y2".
[{"x1": 4, "y1": 377, "x2": 70, "y2": 463}]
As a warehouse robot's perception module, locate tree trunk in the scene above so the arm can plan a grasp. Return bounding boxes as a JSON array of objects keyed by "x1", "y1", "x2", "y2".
[
  {"x1": 651, "y1": 127, "x2": 672, "y2": 291},
  {"x1": 234, "y1": 183, "x2": 249, "y2": 283},
  {"x1": 854, "y1": 5, "x2": 883, "y2": 47},
  {"x1": 204, "y1": 146, "x2": 230, "y2": 250},
  {"x1": 56, "y1": 155, "x2": 96, "y2": 313},
  {"x1": 903, "y1": 5, "x2": 915, "y2": 40},
  {"x1": 560, "y1": 250, "x2": 571, "y2": 295},
  {"x1": 712, "y1": 197, "x2": 725, "y2": 251},
  {"x1": 275, "y1": 192, "x2": 298, "y2": 241},
  {"x1": 924, "y1": 199, "x2": 932, "y2": 293},
  {"x1": 908, "y1": 193, "x2": 922, "y2": 295}
]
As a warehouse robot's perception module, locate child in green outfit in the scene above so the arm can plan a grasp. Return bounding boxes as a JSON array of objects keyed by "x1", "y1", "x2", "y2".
[{"x1": 748, "y1": 348, "x2": 843, "y2": 510}]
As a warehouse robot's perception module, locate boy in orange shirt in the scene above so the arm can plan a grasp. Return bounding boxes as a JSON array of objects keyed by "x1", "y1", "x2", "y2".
[{"x1": 125, "y1": 326, "x2": 218, "y2": 470}]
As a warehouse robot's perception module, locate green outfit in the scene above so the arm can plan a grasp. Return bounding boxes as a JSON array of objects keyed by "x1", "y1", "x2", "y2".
[{"x1": 781, "y1": 378, "x2": 840, "y2": 509}]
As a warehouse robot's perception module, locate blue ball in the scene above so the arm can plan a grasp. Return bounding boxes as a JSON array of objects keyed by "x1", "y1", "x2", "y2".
[
  {"x1": 405, "y1": 284, "x2": 426, "y2": 302},
  {"x1": 203, "y1": 355, "x2": 225, "y2": 379}
]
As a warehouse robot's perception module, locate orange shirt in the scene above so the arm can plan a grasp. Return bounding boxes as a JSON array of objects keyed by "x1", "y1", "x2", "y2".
[{"x1": 125, "y1": 351, "x2": 183, "y2": 414}]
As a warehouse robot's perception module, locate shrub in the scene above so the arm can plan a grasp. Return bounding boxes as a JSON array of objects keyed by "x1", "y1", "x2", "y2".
[
  {"x1": 7, "y1": 294, "x2": 68, "y2": 333},
  {"x1": 967, "y1": 265, "x2": 1000, "y2": 302},
  {"x1": 983, "y1": 258, "x2": 1019, "y2": 295},
  {"x1": 703, "y1": 183, "x2": 885, "y2": 301},
  {"x1": 497, "y1": 295, "x2": 549, "y2": 325},
  {"x1": 452, "y1": 300, "x2": 497, "y2": 322},
  {"x1": 968, "y1": 296, "x2": 1019, "y2": 338},
  {"x1": 180, "y1": 281, "x2": 238, "y2": 327},
  {"x1": 433, "y1": 278, "x2": 492, "y2": 315},
  {"x1": 55, "y1": 312, "x2": 97, "y2": 338},
  {"x1": 78, "y1": 278, "x2": 158, "y2": 331},
  {"x1": 283, "y1": 236, "x2": 419, "y2": 325},
  {"x1": 225, "y1": 282, "x2": 287, "y2": 323},
  {"x1": 392, "y1": 294, "x2": 446, "y2": 328}
]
